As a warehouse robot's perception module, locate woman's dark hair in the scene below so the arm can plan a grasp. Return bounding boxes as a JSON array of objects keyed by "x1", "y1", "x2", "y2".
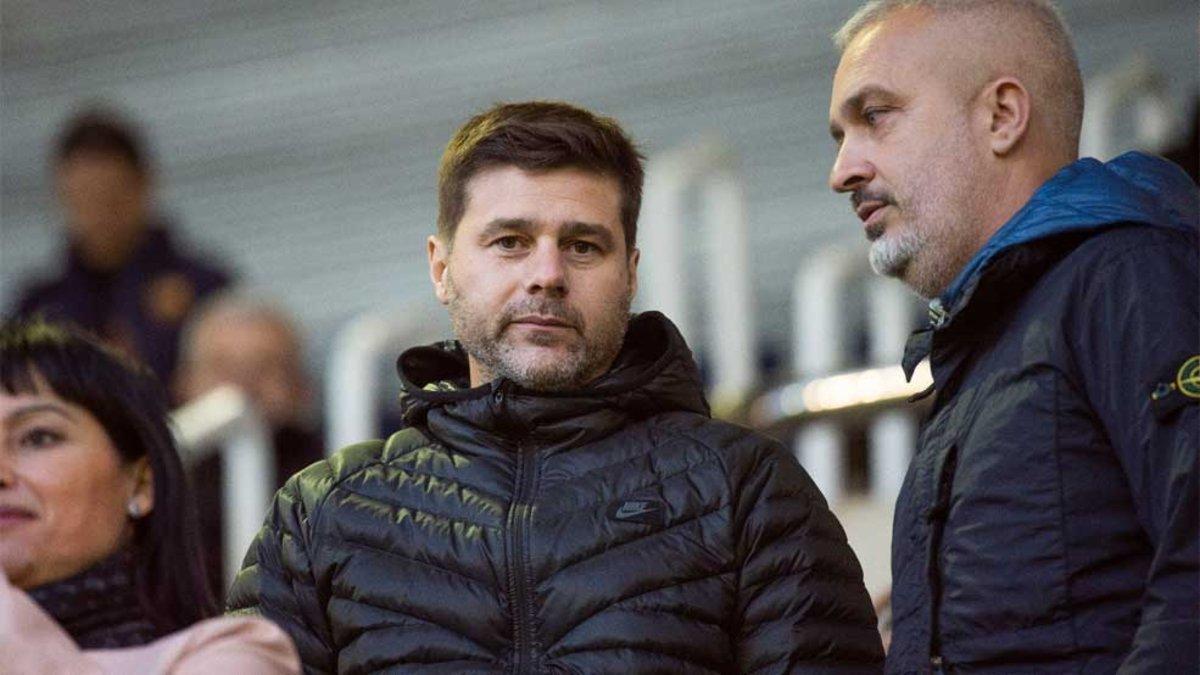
[{"x1": 0, "y1": 319, "x2": 216, "y2": 631}]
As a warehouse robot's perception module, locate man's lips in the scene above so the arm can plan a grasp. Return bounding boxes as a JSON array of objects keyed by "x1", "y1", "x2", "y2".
[
  {"x1": 0, "y1": 505, "x2": 36, "y2": 526},
  {"x1": 856, "y1": 201, "x2": 889, "y2": 241},
  {"x1": 510, "y1": 315, "x2": 574, "y2": 329},
  {"x1": 856, "y1": 200, "x2": 887, "y2": 224}
]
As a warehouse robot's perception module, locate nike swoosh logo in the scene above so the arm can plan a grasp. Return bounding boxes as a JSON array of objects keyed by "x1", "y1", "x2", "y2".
[{"x1": 614, "y1": 502, "x2": 655, "y2": 519}]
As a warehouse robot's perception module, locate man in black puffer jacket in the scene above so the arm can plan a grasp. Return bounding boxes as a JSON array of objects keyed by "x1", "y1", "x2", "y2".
[
  {"x1": 828, "y1": 2, "x2": 1198, "y2": 673},
  {"x1": 229, "y1": 101, "x2": 884, "y2": 674}
]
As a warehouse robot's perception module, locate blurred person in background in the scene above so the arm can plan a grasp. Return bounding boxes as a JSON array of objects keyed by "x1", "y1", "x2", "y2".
[
  {"x1": 9, "y1": 105, "x2": 233, "y2": 390},
  {"x1": 0, "y1": 319, "x2": 298, "y2": 673},
  {"x1": 827, "y1": 1, "x2": 1198, "y2": 672},
  {"x1": 230, "y1": 101, "x2": 884, "y2": 674},
  {"x1": 175, "y1": 293, "x2": 324, "y2": 592}
]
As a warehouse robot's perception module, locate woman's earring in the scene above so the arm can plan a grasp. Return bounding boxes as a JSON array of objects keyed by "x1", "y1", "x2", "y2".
[{"x1": 127, "y1": 500, "x2": 145, "y2": 519}]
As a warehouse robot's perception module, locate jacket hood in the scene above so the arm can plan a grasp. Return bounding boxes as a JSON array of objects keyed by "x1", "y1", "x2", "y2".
[
  {"x1": 940, "y1": 151, "x2": 1198, "y2": 317},
  {"x1": 395, "y1": 311, "x2": 710, "y2": 452}
]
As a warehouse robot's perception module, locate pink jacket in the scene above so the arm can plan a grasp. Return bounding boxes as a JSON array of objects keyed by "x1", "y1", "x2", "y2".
[{"x1": 0, "y1": 573, "x2": 299, "y2": 674}]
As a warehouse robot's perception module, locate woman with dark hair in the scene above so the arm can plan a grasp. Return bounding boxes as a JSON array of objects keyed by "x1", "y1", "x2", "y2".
[{"x1": 0, "y1": 319, "x2": 297, "y2": 672}]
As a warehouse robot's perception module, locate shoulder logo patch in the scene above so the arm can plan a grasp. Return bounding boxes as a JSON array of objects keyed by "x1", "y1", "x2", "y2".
[
  {"x1": 608, "y1": 499, "x2": 665, "y2": 526},
  {"x1": 1150, "y1": 354, "x2": 1200, "y2": 421},
  {"x1": 1176, "y1": 355, "x2": 1200, "y2": 399}
]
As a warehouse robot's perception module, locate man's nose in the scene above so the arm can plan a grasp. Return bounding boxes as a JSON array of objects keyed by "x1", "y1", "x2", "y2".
[
  {"x1": 829, "y1": 140, "x2": 875, "y2": 193},
  {"x1": 525, "y1": 242, "x2": 567, "y2": 297}
]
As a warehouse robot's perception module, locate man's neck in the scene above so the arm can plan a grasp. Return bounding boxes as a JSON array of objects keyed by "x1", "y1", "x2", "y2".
[
  {"x1": 467, "y1": 355, "x2": 491, "y2": 389},
  {"x1": 979, "y1": 157, "x2": 1071, "y2": 251},
  {"x1": 929, "y1": 155, "x2": 1076, "y2": 299}
]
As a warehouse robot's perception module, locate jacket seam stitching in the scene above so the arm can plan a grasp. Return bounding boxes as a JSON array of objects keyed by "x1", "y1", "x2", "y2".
[
  {"x1": 307, "y1": 432, "x2": 459, "y2": 543},
  {"x1": 674, "y1": 426, "x2": 746, "y2": 663},
  {"x1": 1052, "y1": 362, "x2": 1085, "y2": 668},
  {"x1": 557, "y1": 418, "x2": 710, "y2": 484},
  {"x1": 330, "y1": 482, "x2": 505, "y2": 532},
  {"x1": 335, "y1": 539, "x2": 497, "y2": 589},
  {"x1": 331, "y1": 592, "x2": 498, "y2": 656},
  {"x1": 546, "y1": 644, "x2": 726, "y2": 674},
  {"x1": 546, "y1": 565, "x2": 736, "y2": 648},
  {"x1": 540, "y1": 503, "x2": 727, "y2": 584}
]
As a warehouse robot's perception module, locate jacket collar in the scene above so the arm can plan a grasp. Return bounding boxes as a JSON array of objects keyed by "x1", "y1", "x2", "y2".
[
  {"x1": 396, "y1": 311, "x2": 710, "y2": 453},
  {"x1": 63, "y1": 224, "x2": 178, "y2": 282},
  {"x1": 26, "y1": 549, "x2": 158, "y2": 649},
  {"x1": 904, "y1": 152, "x2": 1199, "y2": 377},
  {"x1": 938, "y1": 151, "x2": 1198, "y2": 326}
]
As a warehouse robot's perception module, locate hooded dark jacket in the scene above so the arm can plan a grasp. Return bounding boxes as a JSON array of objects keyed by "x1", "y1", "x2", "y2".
[
  {"x1": 887, "y1": 153, "x2": 1199, "y2": 674},
  {"x1": 228, "y1": 312, "x2": 884, "y2": 674},
  {"x1": 10, "y1": 225, "x2": 231, "y2": 385}
]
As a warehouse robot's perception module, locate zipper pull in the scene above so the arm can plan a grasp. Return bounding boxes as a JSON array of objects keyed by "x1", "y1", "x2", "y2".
[
  {"x1": 490, "y1": 378, "x2": 510, "y2": 403},
  {"x1": 928, "y1": 298, "x2": 949, "y2": 328}
]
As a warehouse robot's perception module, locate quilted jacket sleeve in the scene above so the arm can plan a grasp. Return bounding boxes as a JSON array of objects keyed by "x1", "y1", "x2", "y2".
[
  {"x1": 731, "y1": 439, "x2": 884, "y2": 674},
  {"x1": 227, "y1": 464, "x2": 336, "y2": 675},
  {"x1": 1070, "y1": 235, "x2": 1199, "y2": 674}
]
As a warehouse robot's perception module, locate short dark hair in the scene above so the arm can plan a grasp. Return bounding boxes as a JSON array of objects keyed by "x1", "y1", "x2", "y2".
[
  {"x1": 0, "y1": 320, "x2": 216, "y2": 633},
  {"x1": 55, "y1": 106, "x2": 150, "y2": 175},
  {"x1": 437, "y1": 101, "x2": 645, "y2": 251}
]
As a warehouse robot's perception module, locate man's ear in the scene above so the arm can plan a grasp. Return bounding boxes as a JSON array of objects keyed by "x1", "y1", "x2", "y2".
[
  {"x1": 428, "y1": 234, "x2": 451, "y2": 305},
  {"x1": 982, "y1": 77, "x2": 1031, "y2": 156},
  {"x1": 627, "y1": 247, "x2": 640, "y2": 298}
]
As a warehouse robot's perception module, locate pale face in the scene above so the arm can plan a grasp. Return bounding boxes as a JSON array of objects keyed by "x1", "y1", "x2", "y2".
[
  {"x1": 828, "y1": 10, "x2": 990, "y2": 298},
  {"x1": 56, "y1": 152, "x2": 150, "y2": 269},
  {"x1": 428, "y1": 166, "x2": 639, "y2": 391},
  {"x1": 0, "y1": 384, "x2": 151, "y2": 589},
  {"x1": 179, "y1": 316, "x2": 309, "y2": 428}
]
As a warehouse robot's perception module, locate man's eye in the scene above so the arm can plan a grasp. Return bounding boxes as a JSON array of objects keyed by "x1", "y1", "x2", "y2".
[
  {"x1": 569, "y1": 241, "x2": 599, "y2": 255},
  {"x1": 19, "y1": 427, "x2": 64, "y2": 449},
  {"x1": 864, "y1": 107, "x2": 888, "y2": 126},
  {"x1": 494, "y1": 236, "x2": 523, "y2": 250}
]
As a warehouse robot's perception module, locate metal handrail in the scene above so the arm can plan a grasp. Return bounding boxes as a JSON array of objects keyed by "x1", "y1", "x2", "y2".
[
  {"x1": 639, "y1": 138, "x2": 757, "y2": 414},
  {"x1": 325, "y1": 305, "x2": 448, "y2": 453},
  {"x1": 172, "y1": 385, "x2": 272, "y2": 587}
]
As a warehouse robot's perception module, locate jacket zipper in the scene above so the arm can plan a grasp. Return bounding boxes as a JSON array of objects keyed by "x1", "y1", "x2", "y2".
[
  {"x1": 507, "y1": 441, "x2": 539, "y2": 674},
  {"x1": 925, "y1": 444, "x2": 958, "y2": 673}
]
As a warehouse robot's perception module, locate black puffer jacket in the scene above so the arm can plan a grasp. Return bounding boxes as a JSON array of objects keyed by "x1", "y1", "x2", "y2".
[{"x1": 229, "y1": 312, "x2": 883, "y2": 674}]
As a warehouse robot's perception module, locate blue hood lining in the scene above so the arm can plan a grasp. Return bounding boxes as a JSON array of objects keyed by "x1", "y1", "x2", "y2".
[{"x1": 940, "y1": 152, "x2": 1198, "y2": 314}]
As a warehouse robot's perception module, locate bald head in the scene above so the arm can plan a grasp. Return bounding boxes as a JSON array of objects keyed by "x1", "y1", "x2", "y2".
[
  {"x1": 835, "y1": 0, "x2": 1083, "y2": 162},
  {"x1": 827, "y1": 0, "x2": 1087, "y2": 297},
  {"x1": 177, "y1": 294, "x2": 312, "y2": 427}
]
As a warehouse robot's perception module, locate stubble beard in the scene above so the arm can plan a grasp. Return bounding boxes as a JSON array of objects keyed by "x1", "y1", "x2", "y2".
[
  {"x1": 867, "y1": 147, "x2": 981, "y2": 300},
  {"x1": 445, "y1": 271, "x2": 634, "y2": 391}
]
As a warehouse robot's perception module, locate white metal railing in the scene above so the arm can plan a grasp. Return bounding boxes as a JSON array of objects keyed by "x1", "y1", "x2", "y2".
[
  {"x1": 791, "y1": 245, "x2": 859, "y2": 503},
  {"x1": 638, "y1": 138, "x2": 757, "y2": 413},
  {"x1": 325, "y1": 305, "x2": 448, "y2": 452},
  {"x1": 785, "y1": 244, "x2": 924, "y2": 504},
  {"x1": 171, "y1": 385, "x2": 272, "y2": 586},
  {"x1": 1082, "y1": 54, "x2": 1175, "y2": 160}
]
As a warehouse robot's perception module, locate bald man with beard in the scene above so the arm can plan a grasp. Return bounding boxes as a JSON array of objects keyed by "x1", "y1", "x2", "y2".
[{"x1": 828, "y1": 1, "x2": 1198, "y2": 673}]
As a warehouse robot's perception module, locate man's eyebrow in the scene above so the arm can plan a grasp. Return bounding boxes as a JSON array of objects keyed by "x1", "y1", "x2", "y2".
[
  {"x1": 477, "y1": 218, "x2": 536, "y2": 241},
  {"x1": 560, "y1": 221, "x2": 615, "y2": 249},
  {"x1": 837, "y1": 85, "x2": 895, "y2": 120}
]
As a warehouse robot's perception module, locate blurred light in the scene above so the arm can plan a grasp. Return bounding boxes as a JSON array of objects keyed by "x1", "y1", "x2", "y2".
[{"x1": 753, "y1": 361, "x2": 933, "y2": 425}]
